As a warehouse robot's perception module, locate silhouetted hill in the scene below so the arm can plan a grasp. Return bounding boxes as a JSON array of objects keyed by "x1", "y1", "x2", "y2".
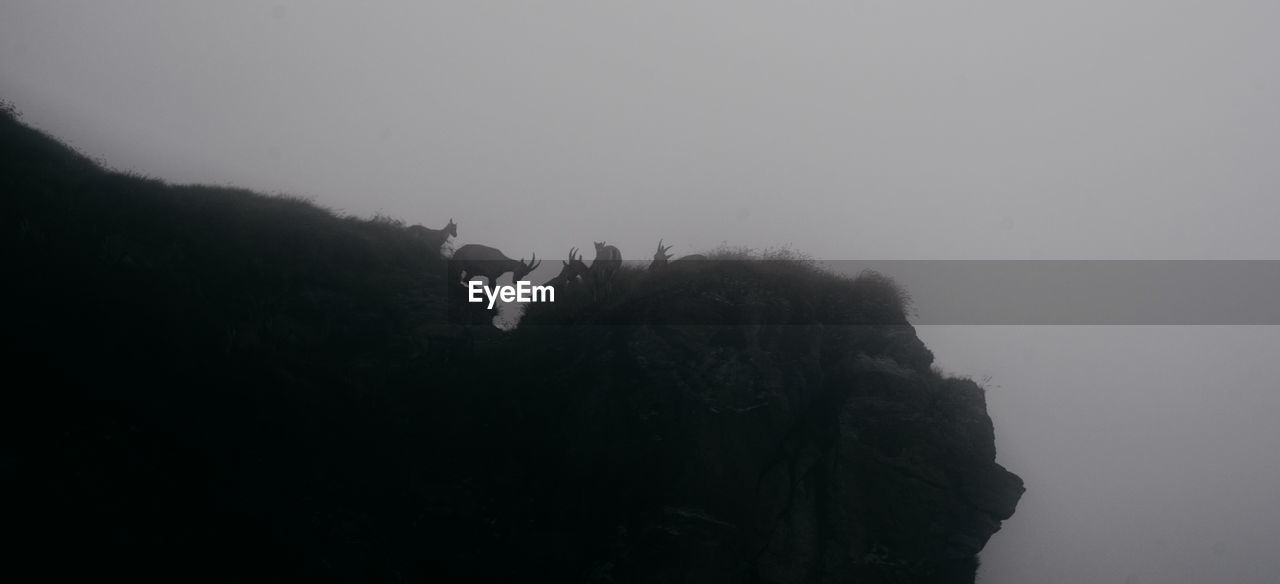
[{"x1": 3, "y1": 105, "x2": 1021, "y2": 583}]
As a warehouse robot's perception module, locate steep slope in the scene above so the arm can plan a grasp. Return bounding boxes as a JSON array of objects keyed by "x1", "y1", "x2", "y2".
[{"x1": 4, "y1": 105, "x2": 461, "y2": 580}]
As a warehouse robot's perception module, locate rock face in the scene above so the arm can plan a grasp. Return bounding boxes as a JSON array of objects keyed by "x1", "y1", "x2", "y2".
[{"x1": 459, "y1": 263, "x2": 1026, "y2": 583}]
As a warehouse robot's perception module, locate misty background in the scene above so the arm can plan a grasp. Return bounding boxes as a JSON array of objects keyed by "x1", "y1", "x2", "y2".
[{"x1": 3, "y1": 2, "x2": 1277, "y2": 582}]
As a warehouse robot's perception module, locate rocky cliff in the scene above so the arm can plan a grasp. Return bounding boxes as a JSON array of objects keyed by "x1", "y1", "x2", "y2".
[{"x1": 433, "y1": 261, "x2": 1025, "y2": 583}]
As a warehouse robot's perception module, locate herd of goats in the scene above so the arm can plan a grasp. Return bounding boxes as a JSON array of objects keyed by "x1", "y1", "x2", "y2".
[{"x1": 408, "y1": 218, "x2": 708, "y2": 299}]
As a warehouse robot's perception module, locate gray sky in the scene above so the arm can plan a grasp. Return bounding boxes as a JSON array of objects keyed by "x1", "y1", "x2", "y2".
[{"x1": 3, "y1": 2, "x2": 1278, "y2": 581}]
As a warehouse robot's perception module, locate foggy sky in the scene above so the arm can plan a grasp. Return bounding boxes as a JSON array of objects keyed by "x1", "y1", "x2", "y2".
[{"x1": 3, "y1": 2, "x2": 1278, "y2": 582}]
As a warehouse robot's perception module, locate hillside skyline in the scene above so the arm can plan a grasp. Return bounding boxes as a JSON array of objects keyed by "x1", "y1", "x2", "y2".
[{"x1": 5, "y1": 3, "x2": 1280, "y2": 582}]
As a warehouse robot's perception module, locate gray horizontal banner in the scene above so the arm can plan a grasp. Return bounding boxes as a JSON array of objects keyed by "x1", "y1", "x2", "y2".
[
  {"x1": 447, "y1": 260, "x2": 1280, "y2": 325},
  {"x1": 819, "y1": 260, "x2": 1280, "y2": 325}
]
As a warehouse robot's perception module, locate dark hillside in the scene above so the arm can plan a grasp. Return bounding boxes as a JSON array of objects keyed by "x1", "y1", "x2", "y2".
[
  {"x1": 5, "y1": 105, "x2": 465, "y2": 580},
  {"x1": 3, "y1": 106, "x2": 1020, "y2": 583}
]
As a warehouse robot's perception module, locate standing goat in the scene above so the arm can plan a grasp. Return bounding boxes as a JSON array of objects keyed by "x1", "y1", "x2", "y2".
[
  {"x1": 408, "y1": 218, "x2": 457, "y2": 254},
  {"x1": 590, "y1": 241, "x2": 622, "y2": 299}
]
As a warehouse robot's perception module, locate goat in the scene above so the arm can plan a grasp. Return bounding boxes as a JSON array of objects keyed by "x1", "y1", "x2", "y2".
[
  {"x1": 451, "y1": 244, "x2": 540, "y2": 287},
  {"x1": 590, "y1": 241, "x2": 622, "y2": 299},
  {"x1": 649, "y1": 239, "x2": 673, "y2": 271},
  {"x1": 545, "y1": 247, "x2": 590, "y2": 290},
  {"x1": 408, "y1": 218, "x2": 457, "y2": 253}
]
